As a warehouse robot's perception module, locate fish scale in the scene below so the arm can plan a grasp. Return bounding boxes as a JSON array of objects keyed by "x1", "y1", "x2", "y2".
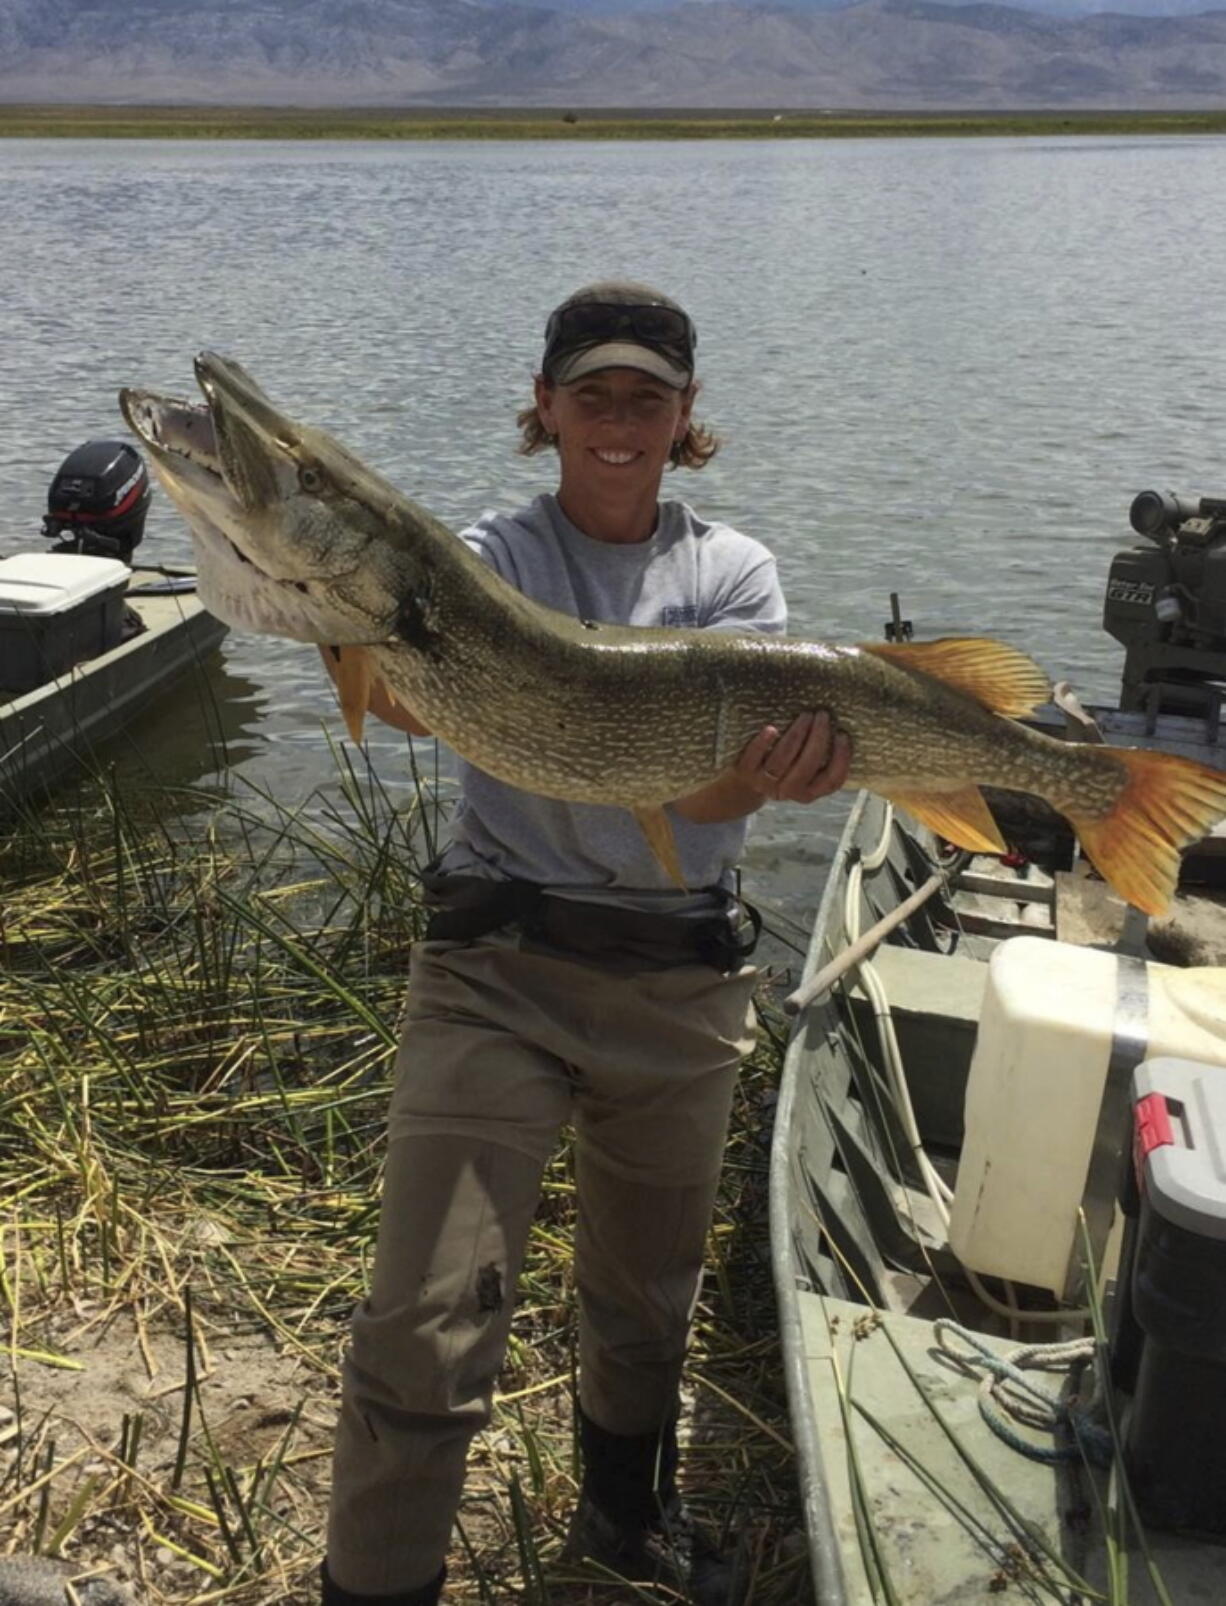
[{"x1": 118, "y1": 354, "x2": 1226, "y2": 917}]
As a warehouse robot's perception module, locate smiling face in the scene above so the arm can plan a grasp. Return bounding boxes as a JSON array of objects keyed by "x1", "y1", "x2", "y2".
[{"x1": 534, "y1": 367, "x2": 695, "y2": 543}]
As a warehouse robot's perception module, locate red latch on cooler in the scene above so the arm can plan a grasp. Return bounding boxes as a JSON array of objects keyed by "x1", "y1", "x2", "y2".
[{"x1": 1133, "y1": 1092, "x2": 1175, "y2": 1191}]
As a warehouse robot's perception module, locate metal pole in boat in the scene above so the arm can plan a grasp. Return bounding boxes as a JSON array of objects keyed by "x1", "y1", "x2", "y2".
[{"x1": 782, "y1": 870, "x2": 946, "y2": 1015}]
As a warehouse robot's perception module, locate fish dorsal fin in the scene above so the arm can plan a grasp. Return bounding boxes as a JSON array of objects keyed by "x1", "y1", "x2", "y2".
[
  {"x1": 861, "y1": 637, "x2": 1050, "y2": 718},
  {"x1": 876, "y1": 784, "x2": 1007, "y2": 855}
]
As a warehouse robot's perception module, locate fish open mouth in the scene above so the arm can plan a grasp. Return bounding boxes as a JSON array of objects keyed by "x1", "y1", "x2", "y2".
[
  {"x1": 117, "y1": 355, "x2": 395, "y2": 645},
  {"x1": 120, "y1": 388, "x2": 222, "y2": 480},
  {"x1": 119, "y1": 350, "x2": 297, "y2": 532},
  {"x1": 120, "y1": 355, "x2": 306, "y2": 578},
  {"x1": 119, "y1": 388, "x2": 276, "y2": 578}
]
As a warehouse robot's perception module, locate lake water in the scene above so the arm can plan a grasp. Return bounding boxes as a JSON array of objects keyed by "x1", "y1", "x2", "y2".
[{"x1": 2, "y1": 134, "x2": 1224, "y2": 941}]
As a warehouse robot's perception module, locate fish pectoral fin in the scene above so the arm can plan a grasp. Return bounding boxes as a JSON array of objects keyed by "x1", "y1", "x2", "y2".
[
  {"x1": 632, "y1": 805, "x2": 689, "y2": 890},
  {"x1": 876, "y1": 783, "x2": 1007, "y2": 854},
  {"x1": 861, "y1": 637, "x2": 1051, "y2": 718},
  {"x1": 379, "y1": 679, "x2": 407, "y2": 710},
  {"x1": 333, "y1": 644, "x2": 374, "y2": 744}
]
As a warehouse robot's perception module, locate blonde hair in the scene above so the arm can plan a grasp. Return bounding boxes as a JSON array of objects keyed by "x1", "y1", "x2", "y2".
[{"x1": 515, "y1": 388, "x2": 721, "y2": 470}]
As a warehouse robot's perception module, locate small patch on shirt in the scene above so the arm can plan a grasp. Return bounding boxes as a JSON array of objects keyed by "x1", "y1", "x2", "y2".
[{"x1": 659, "y1": 604, "x2": 700, "y2": 627}]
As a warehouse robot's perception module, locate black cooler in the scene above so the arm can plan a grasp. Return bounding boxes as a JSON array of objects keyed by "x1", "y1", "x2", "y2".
[{"x1": 1111, "y1": 1055, "x2": 1226, "y2": 1533}]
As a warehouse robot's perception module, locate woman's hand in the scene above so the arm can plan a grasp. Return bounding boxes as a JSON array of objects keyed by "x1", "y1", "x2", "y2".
[
  {"x1": 673, "y1": 711, "x2": 851, "y2": 823},
  {"x1": 734, "y1": 711, "x2": 852, "y2": 804}
]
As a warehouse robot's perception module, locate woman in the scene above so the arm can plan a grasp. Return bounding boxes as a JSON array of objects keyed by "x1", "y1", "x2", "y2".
[{"x1": 320, "y1": 281, "x2": 850, "y2": 1606}]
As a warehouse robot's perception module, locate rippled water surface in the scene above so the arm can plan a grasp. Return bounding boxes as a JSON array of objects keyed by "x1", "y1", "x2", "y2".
[{"x1": 3, "y1": 134, "x2": 1224, "y2": 933}]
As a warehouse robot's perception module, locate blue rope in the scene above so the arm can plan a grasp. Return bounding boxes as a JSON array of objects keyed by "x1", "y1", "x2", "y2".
[{"x1": 933, "y1": 1320, "x2": 1114, "y2": 1468}]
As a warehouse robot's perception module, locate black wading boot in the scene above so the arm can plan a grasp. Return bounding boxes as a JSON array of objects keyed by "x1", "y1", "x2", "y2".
[
  {"x1": 320, "y1": 1562, "x2": 445, "y2": 1605},
  {"x1": 565, "y1": 1409, "x2": 745, "y2": 1606}
]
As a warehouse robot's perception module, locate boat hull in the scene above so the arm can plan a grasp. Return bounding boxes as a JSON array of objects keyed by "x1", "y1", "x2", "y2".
[
  {"x1": 770, "y1": 785, "x2": 1226, "y2": 1602},
  {"x1": 0, "y1": 569, "x2": 228, "y2": 803}
]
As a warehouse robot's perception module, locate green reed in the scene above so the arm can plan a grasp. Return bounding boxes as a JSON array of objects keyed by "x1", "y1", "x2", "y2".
[
  {"x1": 3, "y1": 106, "x2": 1226, "y2": 141},
  {"x1": 0, "y1": 757, "x2": 808, "y2": 1602}
]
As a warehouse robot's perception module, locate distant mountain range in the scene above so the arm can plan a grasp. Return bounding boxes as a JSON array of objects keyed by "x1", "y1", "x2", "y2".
[
  {"x1": 2, "y1": 0, "x2": 1226, "y2": 108},
  {"x1": 552, "y1": 0, "x2": 1225, "y2": 11}
]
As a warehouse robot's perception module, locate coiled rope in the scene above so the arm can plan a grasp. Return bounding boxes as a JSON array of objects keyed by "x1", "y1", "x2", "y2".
[{"x1": 934, "y1": 1319, "x2": 1113, "y2": 1468}]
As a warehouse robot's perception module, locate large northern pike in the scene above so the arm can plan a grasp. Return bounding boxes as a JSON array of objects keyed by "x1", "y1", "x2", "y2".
[{"x1": 120, "y1": 354, "x2": 1226, "y2": 916}]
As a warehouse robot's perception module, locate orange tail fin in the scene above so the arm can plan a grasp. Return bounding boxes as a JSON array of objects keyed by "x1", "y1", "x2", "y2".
[{"x1": 1068, "y1": 748, "x2": 1226, "y2": 917}]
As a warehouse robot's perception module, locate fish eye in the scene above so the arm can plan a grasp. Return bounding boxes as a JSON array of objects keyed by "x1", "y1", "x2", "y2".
[{"x1": 299, "y1": 463, "x2": 326, "y2": 493}]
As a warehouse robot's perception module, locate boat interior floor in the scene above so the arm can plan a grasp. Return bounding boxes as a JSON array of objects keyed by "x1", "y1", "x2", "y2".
[{"x1": 798, "y1": 1292, "x2": 1226, "y2": 1605}]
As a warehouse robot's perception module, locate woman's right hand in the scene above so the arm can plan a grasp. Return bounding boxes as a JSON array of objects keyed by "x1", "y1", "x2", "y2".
[{"x1": 734, "y1": 710, "x2": 851, "y2": 804}]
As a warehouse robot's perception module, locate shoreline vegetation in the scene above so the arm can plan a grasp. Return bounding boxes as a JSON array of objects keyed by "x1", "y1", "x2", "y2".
[
  {"x1": 2, "y1": 104, "x2": 1226, "y2": 139},
  {"x1": 0, "y1": 759, "x2": 809, "y2": 1604}
]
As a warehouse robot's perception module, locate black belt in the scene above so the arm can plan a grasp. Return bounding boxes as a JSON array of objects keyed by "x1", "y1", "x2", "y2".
[{"x1": 420, "y1": 869, "x2": 760, "y2": 974}]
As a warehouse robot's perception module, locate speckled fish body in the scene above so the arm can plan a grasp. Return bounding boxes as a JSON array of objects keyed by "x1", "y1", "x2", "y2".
[
  {"x1": 119, "y1": 355, "x2": 1226, "y2": 915},
  {"x1": 113, "y1": 358, "x2": 1093, "y2": 805}
]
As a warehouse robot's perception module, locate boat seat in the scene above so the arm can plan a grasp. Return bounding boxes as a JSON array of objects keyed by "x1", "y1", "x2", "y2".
[{"x1": 847, "y1": 943, "x2": 988, "y2": 1150}]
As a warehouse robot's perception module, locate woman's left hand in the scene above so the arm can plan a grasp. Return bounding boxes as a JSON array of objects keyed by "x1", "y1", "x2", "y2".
[{"x1": 735, "y1": 710, "x2": 852, "y2": 804}]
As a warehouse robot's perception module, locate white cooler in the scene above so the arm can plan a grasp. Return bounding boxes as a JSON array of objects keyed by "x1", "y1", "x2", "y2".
[
  {"x1": 0, "y1": 552, "x2": 129, "y2": 693},
  {"x1": 948, "y1": 934, "x2": 1226, "y2": 1300}
]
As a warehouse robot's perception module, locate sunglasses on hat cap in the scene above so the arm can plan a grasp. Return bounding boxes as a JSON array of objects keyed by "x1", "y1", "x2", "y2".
[{"x1": 542, "y1": 299, "x2": 697, "y2": 384}]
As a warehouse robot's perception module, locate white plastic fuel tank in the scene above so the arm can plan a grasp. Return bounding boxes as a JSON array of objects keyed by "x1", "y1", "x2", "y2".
[{"x1": 948, "y1": 935, "x2": 1226, "y2": 1300}]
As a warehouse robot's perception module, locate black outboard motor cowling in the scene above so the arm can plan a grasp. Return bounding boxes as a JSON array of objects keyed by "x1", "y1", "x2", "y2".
[
  {"x1": 1104, "y1": 491, "x2": 1226, "y2": 717},
  {"x1": 43, "y1": 439, "x2": 151, "y2": 561}
]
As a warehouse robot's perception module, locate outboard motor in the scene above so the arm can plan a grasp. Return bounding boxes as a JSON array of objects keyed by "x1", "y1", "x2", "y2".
[
  {"x1": 42, "y1": 439, "x2": 152, "y2": 562},
  {"x1": 1103, "y1": 490, "x2": 1226, "y2": 718}
]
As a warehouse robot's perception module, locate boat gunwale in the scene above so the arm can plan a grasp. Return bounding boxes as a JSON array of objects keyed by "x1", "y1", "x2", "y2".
[{"x1": 768, "y1": 791, "x2": 878, "y2": 1606}]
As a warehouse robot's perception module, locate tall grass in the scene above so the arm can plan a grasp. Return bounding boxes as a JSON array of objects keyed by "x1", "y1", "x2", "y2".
[{"x1": 0, "y1": 761, "x2": 809, "y2": 1602}]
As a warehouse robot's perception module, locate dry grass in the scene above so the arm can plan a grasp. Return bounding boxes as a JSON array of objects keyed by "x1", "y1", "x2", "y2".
[{"x1": 0, "y1": 759, "x2": 811, "y2": 1604}]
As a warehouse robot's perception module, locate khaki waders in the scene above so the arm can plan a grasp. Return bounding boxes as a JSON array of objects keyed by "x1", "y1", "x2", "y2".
[{"x1": 325, "y1": 933, "x2": 758, "y2": 1595}]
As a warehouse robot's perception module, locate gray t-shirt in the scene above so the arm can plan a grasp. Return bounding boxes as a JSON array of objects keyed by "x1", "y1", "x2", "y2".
[{"x1": 435, "y1": 493, "x2": 786, "y2": 909}]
